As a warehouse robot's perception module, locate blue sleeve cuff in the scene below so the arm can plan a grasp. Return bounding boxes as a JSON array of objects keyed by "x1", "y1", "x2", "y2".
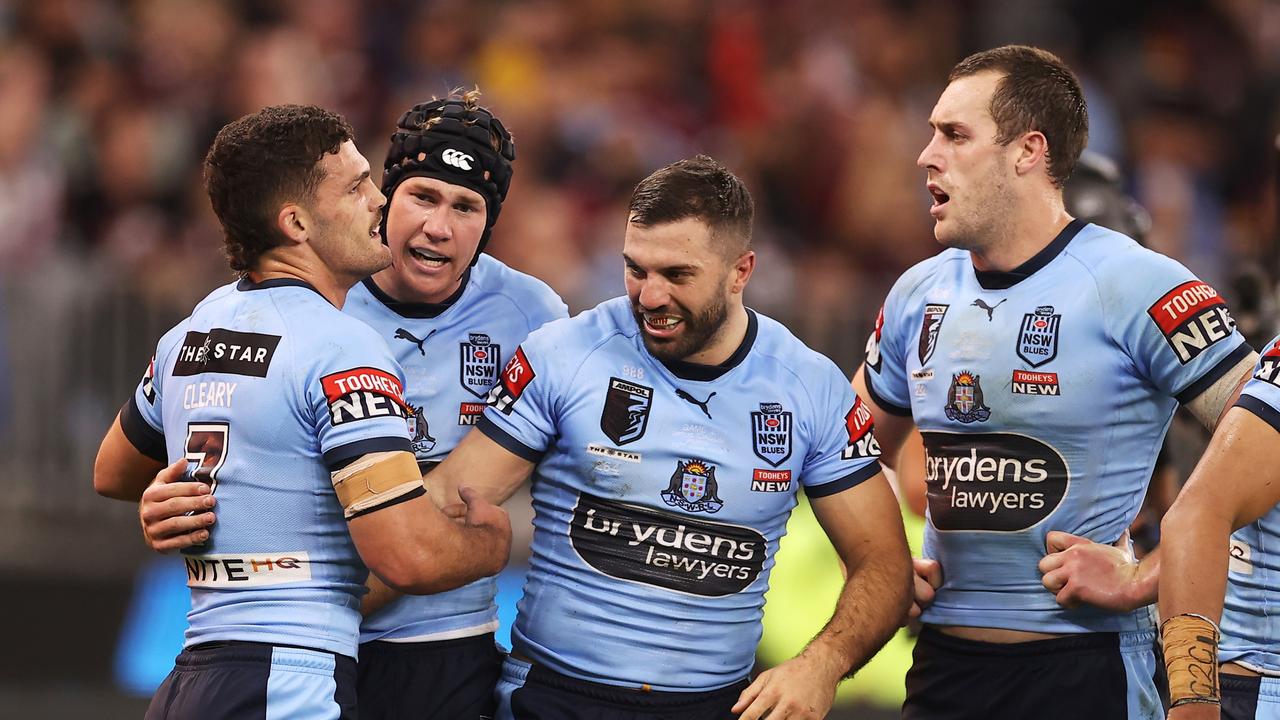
[
  {"x1": 323, "y1": 437, "x2": 414, "y2": 471},
  {"x1": 1235, "y1": 395, "x2": 1280, "y2": 436},
  {"x1": 804, "y1": 460, "x2": 883, "y2": 499},
  {"x1": 1176, "y1": 339, "x2": 1253, "y2": 405},
  {"x1": 864, "y1": 373, "x2": 912, "y2": 417},
  {"x1": 477, "y1": 416, "x2": 545, "y2": 463},
  {"x1": 119, "y1": 398, "x2": 166, "y2": 462}
]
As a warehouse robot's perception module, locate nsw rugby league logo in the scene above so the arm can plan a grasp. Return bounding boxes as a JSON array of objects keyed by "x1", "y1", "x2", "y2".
[
  {"x1": 750, "y1": 403, "x2": 793, "y2": 468},
  {"x1": 1016, "y1": 306, "x2": 1061, "y2": 368},
  {"x1": 944, "y1": 371, "x2": 991, "y2": 424},
  {"x1": 661, "y1": 459, "x2": 724, "y2": 513},
  {"x1": 460, "y1": 332, "x2": 500, "y2": 399},
  {"x1": 406, "y1": 403, "x2": 437, "y2": 454}
]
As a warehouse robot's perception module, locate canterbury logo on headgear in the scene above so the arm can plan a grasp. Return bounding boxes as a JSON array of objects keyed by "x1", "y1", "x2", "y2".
[{"x1": 441, "y1": 148, "x2": 474, "y2": 171}]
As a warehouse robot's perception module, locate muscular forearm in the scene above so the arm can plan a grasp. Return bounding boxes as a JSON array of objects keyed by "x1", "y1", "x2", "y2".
[
  {"x1": 803, "y1": 548, "x2": 912, "y2": 678},
  {"x1": 1159, "y1": 509, "x2": 1230, "y2": 626}
]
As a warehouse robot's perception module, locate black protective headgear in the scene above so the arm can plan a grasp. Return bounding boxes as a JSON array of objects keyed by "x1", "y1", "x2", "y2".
[
  {"x1": 380, "y1": 98, "x2": 515, "y2": 266},
  {"x1": 1063, "y1": 150, "x2": 1151, "y2": 246}
]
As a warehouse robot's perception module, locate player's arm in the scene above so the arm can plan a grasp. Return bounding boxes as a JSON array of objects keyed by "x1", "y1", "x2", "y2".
[
  {"x1": 851, "y1": 364, "x2": 915, "y2": 470},
  {"x1": 94, "y1": 411, "x2": 166, "y2": 501},
  {"x1": 1160, "y1": 405, "x2": 1280, "y2": 717},
  {"x1": 734, "y1": 472, "x2": 912, "y2": 720},
  {"x1": 341, "y1": 449, "x2": 512, "y2": 595}
]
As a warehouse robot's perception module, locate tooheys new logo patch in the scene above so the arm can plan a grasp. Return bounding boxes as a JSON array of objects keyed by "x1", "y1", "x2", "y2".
[
  {"x1": 918, "y1": 303, "x2": 949, "y2": 365},
  {"x1": 1016, "y1": 305, "x2": 1060, "y2": 368},
  {"x1": 488, "y1": 347, "x2": 535, "y2": 414},
  {"x1": 751, "y1": 403, "x2": 792, "y2": 467},
  {"x1": 459, "y1": 332, "x2": 500, "y2": 399},
  {"x1": 141, "y1": 356, "x2": 157, "y2": 404},
  {"x1": 865, "y1": 306, "x2": 885, "y2": 374},
  {"x1": 173, "y1": 329, "x2": 281, "y2": 377},
  {"x1": 321, "y1": 367, "x2": 410, "y2": 425},
  {"x1": 1147, "y1": 280, "x2": 1236, "y2": 364},
  {"x1": 600, "y1": 377, "x2": 653, "y2": 446},
  {"x1": 842, "y1": 396, "x2": 880, "y2": 460},
  {"x1": 570, "y1": 492, "x2": 767, "y2": 596},
  {"x1": 922, "y1": 431, "x2": 1069, "y2": 531},
  {"x1": 1254, "y1": 339, "x2": 1280, "y2": 387}
]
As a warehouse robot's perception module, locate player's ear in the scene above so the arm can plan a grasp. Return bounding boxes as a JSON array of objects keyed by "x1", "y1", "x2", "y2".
[
  {"x1": 730, "y1": 250, "x2": 755, "y2": 295},
  {"x1": 276, "y1": 202, "x2": 310, "y2": 245},
  {"x1": 1012, "y1": 130, "x2": 1048, "y2": 179}
]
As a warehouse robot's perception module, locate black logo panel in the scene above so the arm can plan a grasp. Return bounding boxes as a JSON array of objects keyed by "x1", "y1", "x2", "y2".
[{"x1": 600, "y1": 377, "x2": 653, "y2": 446}]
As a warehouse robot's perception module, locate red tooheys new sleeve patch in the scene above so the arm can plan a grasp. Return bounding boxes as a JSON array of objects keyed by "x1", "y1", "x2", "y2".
[
  {"x1": 321, "y1": 367, "x2": 410, "y2": 425},
  {"x1": 841, "y1": 396, "x2": 881, "y2": 460},
  {"x1": 488, "y1": 347, "x2": 535, "y2": 414},
  {"x1": 1146, "y1": 281, "x2": 1236, "y2": 364}
]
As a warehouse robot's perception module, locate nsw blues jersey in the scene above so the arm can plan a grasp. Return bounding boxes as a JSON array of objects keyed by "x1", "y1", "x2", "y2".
[
  {"x1": 479, "y1": 297, "x2": 883, "y2": 691},
  {"x1": 347, "y1": 255, "x2": 567, "y2": 643},
  {"x1": 864, "y1": 221, "x2": 1251, "y2": 634},
  {"x1": 1220, "y1": 336, "x2": 1280, "y2": 673},
  {"x1": 120, "y1": 278, "x2": 413, "y2": 658}
]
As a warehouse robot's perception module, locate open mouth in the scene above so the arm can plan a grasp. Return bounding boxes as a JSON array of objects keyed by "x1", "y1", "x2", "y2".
[
  {"x1": 409, "y1": 247, "x2": 449, "y2": 268},
  {"x1": 643, "y1": 314, "x2": 682, "y2": 337},
  {"x1": 928, "y1": 183, "x2": 950, "y2": 208}
]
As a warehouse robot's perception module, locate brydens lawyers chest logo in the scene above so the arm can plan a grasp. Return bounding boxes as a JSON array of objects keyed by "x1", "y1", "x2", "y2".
[
  {"x1": 460, "y1": 332, "x2": 500, "y2": 399},
  {"x1": 945, "y1": 371, "x2": 991, "y2": 423},
  {"x1": 1017, "y1": 305, "x2": 1061, "y2": 368},
  {"x1": 600, "y1": 377, "x2": 653, "y2": 446},
  {"x1": 918, "y1": 304, "x2": 948, "y2": 365},
  {"x1": 751, "y1": 403, "x2": 792, "y2": 467},
  {"x1": 661, "y1": 459, "x2": 724, "y2": 513}
]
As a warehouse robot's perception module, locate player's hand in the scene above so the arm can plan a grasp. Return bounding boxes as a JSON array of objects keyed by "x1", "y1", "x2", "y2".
[
  {"x1": 139, "y1": 458, "x2": 216, "y2": 553},
  {"x1": 909, "y1": 557, "x2": 943, "y2": 621},
  {"x1": 458, "y1": 486, "x2": 512, "y2": 574},
  {"x1": 1038, "y1": 530, "x2": 1141, "y2": 611},
  {"x1": 1168, "y1": 702, "x2": 1221, "y2": 719},
  {"x1": 732, "y1": 651, "x2": 842, "y2": 720}
]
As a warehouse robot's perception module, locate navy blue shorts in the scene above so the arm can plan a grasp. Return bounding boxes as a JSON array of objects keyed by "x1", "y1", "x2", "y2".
[
  {"x1": 903, "y1": 626, "x2": 1164, "y2": 720},
  {"x1": 1221, "y1": 674, "x2": 1280, "y2": 720},
  {"x1": 145, "y1": 641, "x2": 356, "y2": 720},
  {"x1": 495, "y1": 656, "x2": 749, "y2": 719},
  {"x1": 357, "y1": 633, "x2": 504, "y2": 719}
]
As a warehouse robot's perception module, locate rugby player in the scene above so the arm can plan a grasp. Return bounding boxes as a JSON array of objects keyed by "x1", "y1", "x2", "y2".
[
  {"x1": 1159, "y1": 336, "x2": 1280, "y2": 719},
  {"x1": 851, "y1": 46, "x2": 1256, "y2": 718},
  {"x1": 93, "y1": 104, "x2": 511, "y2": 719}
]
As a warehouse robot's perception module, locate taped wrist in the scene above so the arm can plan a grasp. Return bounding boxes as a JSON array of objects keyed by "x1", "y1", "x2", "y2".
[
  {"x1": 1162, "y1": 612, "x2": 1221, "y2": 708},
  {"x1": 331, "y1": 451, "x2": 424, "y2": 520}
]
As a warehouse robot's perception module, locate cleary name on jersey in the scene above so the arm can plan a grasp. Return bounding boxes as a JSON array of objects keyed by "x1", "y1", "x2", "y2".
[
  {"x1": 864, "y1": 221, "x2": 1251, "y2": 634},
  {"x1": 346, "y1": 254, "x2": 567, "y2": 643},
  {"x1": 479, "y1": 297, "x2": 882, "y2": 691},
  {"x1": 119, "y1": 278, "x2": 414, "y2": 658},
  {"x1": 1219, "y1": 336, "x2": 1280, "y2": 674}
]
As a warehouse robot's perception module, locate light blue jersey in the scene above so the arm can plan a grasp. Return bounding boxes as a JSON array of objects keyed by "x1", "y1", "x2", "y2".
[
  {"x1": 479, "y1": 298, "x2": 883, "y2": 691},
  {"x1": 347, "y1": 255, "x2": 567, "y2": 643},
  {"x1": 120, "y1": 278, "x2": 414, "y2": 658},
  {"x1": 865, "y1": 220, "x2": 1250, "y2": 634},
  {"x1": 1221, "y1": 336, "x2": 1280, "y2": 675}
]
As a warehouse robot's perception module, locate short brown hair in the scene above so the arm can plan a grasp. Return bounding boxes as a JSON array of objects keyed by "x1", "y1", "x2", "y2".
[
  {"x1": 949, "y1": 45, "x2": 1088, "y2": 188},
  {"x1": 204, "y1": 105, "x2": 354, "y2": 273},
  {"x1": 628, "y1": 155, "x2": 754, "y2": 254}
]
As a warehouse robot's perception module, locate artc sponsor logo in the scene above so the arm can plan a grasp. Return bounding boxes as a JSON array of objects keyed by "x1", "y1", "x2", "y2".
[
  {"x1": 1147, "y1": 281, "x2": 1236, "y2": 364},
  {"x1": 922, "y1": 431, "x2": 1069, "y2": 532},
  {"x1": 570, "y1": 493, "x2": 766, "y2": 596}
]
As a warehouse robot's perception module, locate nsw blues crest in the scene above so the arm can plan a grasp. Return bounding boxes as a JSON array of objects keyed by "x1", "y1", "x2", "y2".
[
  {"x1": 944, "y1": 371, "x2": 991, "y2": 423},
  {"x1": 1017, "y1": 306, "x2": 1061, "y2": 368},
  {"x1": 750, "y1": 402, "x2": 793, "y2": 467},
  {"x1": 460, "y1": 332, "x2": 501, "y2": 399},
  {"x1": 661, "y1": 459, "x2": 724, "y2": 513}
]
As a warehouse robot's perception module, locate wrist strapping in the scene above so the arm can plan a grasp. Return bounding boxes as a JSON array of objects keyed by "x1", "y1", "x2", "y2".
[{"x1": 1161, "y1": 612, "x2": 1221, "y2": 708}]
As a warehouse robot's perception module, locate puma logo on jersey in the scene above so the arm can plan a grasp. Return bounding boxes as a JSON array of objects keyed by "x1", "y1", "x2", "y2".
[
  {"x1": 676, "y1": 389, "x2": 716, "y2": 419},
  {"x1": 394, "y1": 328, "x2": 434, "y2": 356},
  {"x1": 971, "y1": 298, "x2": 1006, "y2": 321}
]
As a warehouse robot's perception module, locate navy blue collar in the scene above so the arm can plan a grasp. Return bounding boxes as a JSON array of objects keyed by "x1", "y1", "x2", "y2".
[
  {"x1": 660, "y1": 309, "x2": 759, "y2": 382},
  {"x1": 361, "y1": 271, "x2": 470, "y2": 319},
  {"x1": 236, "y1": 276, "x2": 326, "y2": 299},
  {"x1": 973, "y1": 219, "x2": 1087, "y2": 290}
]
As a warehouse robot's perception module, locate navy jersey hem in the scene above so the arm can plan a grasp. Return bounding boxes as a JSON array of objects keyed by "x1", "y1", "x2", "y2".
[
  {"x1": 323, "y1": 437, "x2": 414, "y2": 471},
  {"x1": 863, "y1": 373, "x2": 911, "y2": 417},
  {"x1": 1236, "y1": 394, "x2": 1280, "y2": 435},
  {"x1": 477, "y1": 416, "x2": 545, "y2": 462},
  {"x1": 805, "y1": 460, "x2": 882, "y2": 498},
  {"x1": 1175, "y1": 340, "x2": 1253, "y2": 405},
  {"x1": 120, "y1": 397, "x2": 167, "y2": 461}
]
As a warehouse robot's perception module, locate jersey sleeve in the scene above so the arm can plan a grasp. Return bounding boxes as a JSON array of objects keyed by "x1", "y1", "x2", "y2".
[
  {"x1": 119, "y1": 326, "x2": 185, "y2": 462},
  {"x1": 478, "y1": 322, "x2": 564, "y2": 463},
  {"x1": 800, "y1": 359, "x2": 884, "y2": 498},
  {"x1": 862, "y1": 271, "x2": 918, "y2": 417},
  {"x1": 1235, "y1": 336, "x2": 1280, "y2": 434},
  {"x1": 1103, "y1": 251, "x2": 1252, "y2": 403},
  {"x1": 302, "y1": 323, "x2": 413, "y2": 471}
]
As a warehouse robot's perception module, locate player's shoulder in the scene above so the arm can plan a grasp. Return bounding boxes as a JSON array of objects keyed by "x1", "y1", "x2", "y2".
[
  {"x1": 523, "y1": 296, "x2": 629, "y2": 350},
  {"x1": 470, "y1": 255, "x2": 568, "y2": 325},
  {"x1": 1063, "y1": 223, "x2": 1194, "y2": 291},
  {"x1": 750, "y1": 310, "x2": 846, "y2": 390},
  {"x1": 889, "y1": 248, "x2": 970, "y2": 303}
]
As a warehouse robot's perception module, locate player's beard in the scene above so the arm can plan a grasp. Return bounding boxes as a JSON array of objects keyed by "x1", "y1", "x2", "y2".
[
  {"x1": 632, "y1": 291, "x2": 730, "y2": 364},
  {"x1": 936, "y1": 161, "x2": 1015, "y2": 254}
]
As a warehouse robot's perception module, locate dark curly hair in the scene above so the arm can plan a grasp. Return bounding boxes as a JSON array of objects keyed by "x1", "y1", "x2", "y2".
[{"x1": 204, "y1": 105, "x2": 354, "y2": 273}]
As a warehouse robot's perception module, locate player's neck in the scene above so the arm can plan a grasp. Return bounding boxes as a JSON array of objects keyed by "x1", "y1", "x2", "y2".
[
  {"x1": 249, "y1": 256, "x2": 355, "y2": 309},
  {"x1": 682, "y1": 303, "x2": 749, "y2": 366},
  {"x1": 969, "y1": 198, "x2": 1073, "y2": 273}
]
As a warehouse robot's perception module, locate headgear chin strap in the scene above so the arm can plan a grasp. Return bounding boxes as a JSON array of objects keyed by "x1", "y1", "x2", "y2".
[{"x1": 380, "y1": 99, "x2": 516, "y2": 266}]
